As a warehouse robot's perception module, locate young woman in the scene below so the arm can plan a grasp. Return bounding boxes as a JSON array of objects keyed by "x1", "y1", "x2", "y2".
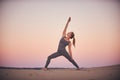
[{"x1": 43, "y1": 17, "x2": 79, "y2": 70}]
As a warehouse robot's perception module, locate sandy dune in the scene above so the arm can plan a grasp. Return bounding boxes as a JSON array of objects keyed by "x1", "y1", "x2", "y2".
[{"x1": 0, "y1": 65, "x2": 120, "y2": 80}]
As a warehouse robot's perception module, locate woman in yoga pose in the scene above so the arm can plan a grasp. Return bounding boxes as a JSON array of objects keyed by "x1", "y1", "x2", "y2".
[{"x1": 43, "y1": 17, "x2": 79, "y2": 70}]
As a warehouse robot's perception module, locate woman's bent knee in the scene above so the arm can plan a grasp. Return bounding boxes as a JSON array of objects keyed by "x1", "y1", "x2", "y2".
[
  {"x1": 48, "y1": 56, "x2": 51, "y2": 60},
  {"x1": 48, "y1": 55, "x2": 54, "y2": 60}
]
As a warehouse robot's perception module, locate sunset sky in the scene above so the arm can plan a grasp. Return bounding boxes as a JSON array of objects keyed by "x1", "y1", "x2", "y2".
[{"x1": 0, "y1": 0, "x2": 120, "y2": 68}]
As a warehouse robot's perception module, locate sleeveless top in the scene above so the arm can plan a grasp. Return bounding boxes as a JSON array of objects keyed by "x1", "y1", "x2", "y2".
[{"x1": 57, "y1": 36, "x2": 70, "y2": 51}]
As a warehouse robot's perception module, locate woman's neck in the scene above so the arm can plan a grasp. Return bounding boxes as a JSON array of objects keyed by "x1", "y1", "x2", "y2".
[{"x1": 66, "y1": 36, "x2": 70, "y2": 40}]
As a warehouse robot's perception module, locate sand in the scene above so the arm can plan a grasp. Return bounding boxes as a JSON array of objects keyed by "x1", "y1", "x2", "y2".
[{"x1": 0, "y1": 65, "x2": 120, "y2": 80}]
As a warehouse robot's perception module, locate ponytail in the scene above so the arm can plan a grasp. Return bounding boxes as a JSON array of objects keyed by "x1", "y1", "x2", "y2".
[
  {"x1": 73, "y1": 37, "x2": 75, "y2": 47},
  {"x1": 70, "y1": 32, "x2": 76, "y2": 47}
]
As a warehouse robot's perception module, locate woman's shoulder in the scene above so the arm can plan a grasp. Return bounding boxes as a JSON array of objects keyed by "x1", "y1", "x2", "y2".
[
  {"x1": 62, "y1": 35, "x2": 66, "y2": 38},
  {"x1": 60, "y1": 35, "x2": 66, "y2": 39},
  {"x1": 68, "y1": 40, "x2": 71, "y2": 43}
]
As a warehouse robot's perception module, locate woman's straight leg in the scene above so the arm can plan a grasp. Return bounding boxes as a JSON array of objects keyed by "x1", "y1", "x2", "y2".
[{"x1": 62, "y1": 51, "x2": 79, "y2": 69}]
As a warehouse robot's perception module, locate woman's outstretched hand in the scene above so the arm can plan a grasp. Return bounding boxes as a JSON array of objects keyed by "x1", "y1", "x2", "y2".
[{"x1": 68, "y1": 17, "x2": 71, "y2": 22}]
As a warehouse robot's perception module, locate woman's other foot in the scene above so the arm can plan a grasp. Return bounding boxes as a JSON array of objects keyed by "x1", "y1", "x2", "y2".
[
  {"x1": 76, "y1": 67, "x2": 84, "y2": 70},
  {"x1": 42, "y1": 68, "x2": 48, "y2": 71}
]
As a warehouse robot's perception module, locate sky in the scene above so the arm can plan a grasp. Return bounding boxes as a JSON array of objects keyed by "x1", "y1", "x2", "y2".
[{"x1": 0, "y1": 0, "x2": 120, "y2": 68}]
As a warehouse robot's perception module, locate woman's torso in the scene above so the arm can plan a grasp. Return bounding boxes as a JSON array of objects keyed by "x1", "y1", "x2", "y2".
[{"x1": 57, "y1": 37, "x2": 70, "y2": 51}]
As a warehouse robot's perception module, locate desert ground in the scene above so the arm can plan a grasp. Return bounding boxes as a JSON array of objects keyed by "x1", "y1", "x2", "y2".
[{"x1": 0, "y1": 65, "x2": 120, "y2": 80}]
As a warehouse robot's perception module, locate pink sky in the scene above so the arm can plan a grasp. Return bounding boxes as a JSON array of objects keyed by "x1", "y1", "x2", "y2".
[{"x1": 0, "y1": 0, "x2": 120, "y2": 68}]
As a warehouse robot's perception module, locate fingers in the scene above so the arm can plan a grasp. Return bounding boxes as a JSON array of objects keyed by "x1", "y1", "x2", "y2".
[
  {"x1": 69, "y1": 17, "x2": 71, "y2": 20},
  {"x1": 71, "y1": 56, "x2": 73, "y2": 60},
  {"x1": 68, "y1": 17, "x2": 71, "y2": 22}
]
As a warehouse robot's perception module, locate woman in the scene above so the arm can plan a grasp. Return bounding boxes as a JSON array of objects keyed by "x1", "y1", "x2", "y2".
[{"x1": 43, "y1": 17, "x2": 79, "y2": 70}]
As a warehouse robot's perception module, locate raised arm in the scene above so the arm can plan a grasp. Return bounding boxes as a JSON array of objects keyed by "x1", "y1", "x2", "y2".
[{"x1": 62, "y1": 17, "x2": 71, "y2": 37}]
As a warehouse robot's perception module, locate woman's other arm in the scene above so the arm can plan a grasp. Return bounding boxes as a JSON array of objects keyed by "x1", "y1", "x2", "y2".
[{"x1": 68, "y1": 42, "x2": 73, "y2": 59}]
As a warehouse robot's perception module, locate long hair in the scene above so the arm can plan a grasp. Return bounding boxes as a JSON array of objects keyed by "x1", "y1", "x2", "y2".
[
  {"x1": 70, "y1": 32, "x2": 76, "y2": 47},
  {"x1": 73, "y1": 37, "x2": 75, "y2": 47}
]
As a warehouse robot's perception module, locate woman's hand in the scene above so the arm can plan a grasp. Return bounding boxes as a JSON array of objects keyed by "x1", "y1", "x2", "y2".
[
  {"x1": 68, "y1": 17, "x2": 71, "y2": 22},
  {"x1": 71, "y1": 56, "x2": 73, "y2": 60}
]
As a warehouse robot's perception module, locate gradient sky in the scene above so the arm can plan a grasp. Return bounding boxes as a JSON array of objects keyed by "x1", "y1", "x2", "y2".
[{"x1": 0, "y1": 0, "x2": 120, "y2": 68}]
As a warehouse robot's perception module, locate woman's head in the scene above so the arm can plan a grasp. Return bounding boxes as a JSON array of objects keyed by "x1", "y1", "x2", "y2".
[
  {"x1": 67, "y1": 32, "x2": 76, "y2": 47},
  {"x1": 67, "y1": 32, "x2": 74, "y2": 39}
]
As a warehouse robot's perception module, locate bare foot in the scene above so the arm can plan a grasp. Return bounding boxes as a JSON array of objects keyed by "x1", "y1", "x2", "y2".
[
  {"x1": 76, "y1": 68, "x2": 81, "y2": 70},
  {"x1": 76, "y1": 67, "x2": 84, "y2": 70},
  {"x1": 42, "y1": 68, "x2": 48, "y2": 71}
]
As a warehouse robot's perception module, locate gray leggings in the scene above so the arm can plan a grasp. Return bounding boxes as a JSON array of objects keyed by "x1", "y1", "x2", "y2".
[{"x1": 45, "y1": 50, "x2": 79, "y2": 69}]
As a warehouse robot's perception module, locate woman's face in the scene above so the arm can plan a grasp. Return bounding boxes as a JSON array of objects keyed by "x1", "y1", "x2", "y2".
[{"x1": 67, "y1": 32, "x2": 72, "y2": 38}]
